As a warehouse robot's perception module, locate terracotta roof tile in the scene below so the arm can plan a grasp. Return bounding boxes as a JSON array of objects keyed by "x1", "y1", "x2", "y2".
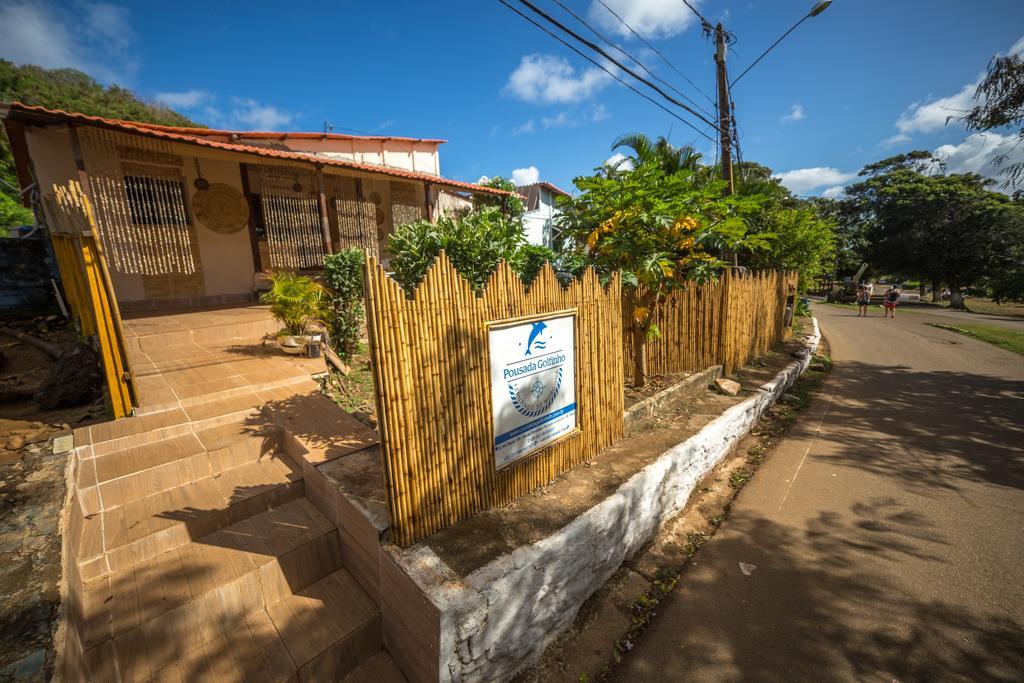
[
  {"x1": 1, "y1": 102, "x2": 507, "y2": 197},
  {"x1": 128, "y1": 120, "x2": 447, "y2": 144}
]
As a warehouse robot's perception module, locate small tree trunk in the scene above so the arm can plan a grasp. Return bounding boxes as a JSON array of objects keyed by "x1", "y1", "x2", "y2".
[
  {"x1": 633, "y1": 327, "x2": 648, "y2": 389},
  {"x1": 950, "y1": 289, "x2": 967, "y2": 310},
  {"x1": 919, "y1": 283, "x2": 926, "y2": 299},
  {"x1": 931, "y1": 279, "x2": 939, "y2": 302}
]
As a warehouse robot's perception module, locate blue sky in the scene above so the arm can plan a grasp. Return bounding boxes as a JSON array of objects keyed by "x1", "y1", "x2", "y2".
[{"x1": 2, "y1": 0, "x2": 1022, "y2": 196}]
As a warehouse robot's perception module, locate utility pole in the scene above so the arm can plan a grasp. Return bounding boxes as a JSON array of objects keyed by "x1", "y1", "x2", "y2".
[
  {"x1": 714, "y1": 22, "x2": 737, "y2": 267},
  {"x1": 714, "y1": 22, "x2": 734, "y2": 197}
]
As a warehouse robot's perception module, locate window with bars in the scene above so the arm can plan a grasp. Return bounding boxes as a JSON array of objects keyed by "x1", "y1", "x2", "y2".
[{"x1": 123, "y1": 175, "x2": 191, "y2": 226}]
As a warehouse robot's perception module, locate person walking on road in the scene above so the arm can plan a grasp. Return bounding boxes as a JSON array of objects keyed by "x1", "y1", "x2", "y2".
[
  {"x1": 857, "y1": 286, "x2": 871, "y2": 317},
  {"x1": 884, "y1": 286, "x2": 900, "y2": 318}
]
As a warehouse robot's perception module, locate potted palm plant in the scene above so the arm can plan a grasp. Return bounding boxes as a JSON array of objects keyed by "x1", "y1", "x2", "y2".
[{"x1": 260, "y1": 271, "x2": 325, "y2": 355}]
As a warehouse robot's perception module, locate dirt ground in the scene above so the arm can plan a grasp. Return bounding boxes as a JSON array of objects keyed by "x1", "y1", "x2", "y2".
[
  {"x1": 516, "y1": 331, "x2": 829, "y2": 683},
  {"x1": 0, "y1": 316, "x2": 107, "y2": 681}
]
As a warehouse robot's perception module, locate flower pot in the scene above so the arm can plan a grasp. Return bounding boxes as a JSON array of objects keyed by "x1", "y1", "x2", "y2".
[{"x1": 279, "y1": 335, "x2": 303, "y2": 356}]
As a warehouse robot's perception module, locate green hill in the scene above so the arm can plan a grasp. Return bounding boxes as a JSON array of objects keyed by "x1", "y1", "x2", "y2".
[{"x1": 1, "y1": 60, "x2": 201, "y2": 231}]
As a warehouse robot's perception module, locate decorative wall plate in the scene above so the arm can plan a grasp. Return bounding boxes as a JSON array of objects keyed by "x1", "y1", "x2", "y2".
[{"x1": 192, "y1": 183, "x2": 250, "y2": 234}]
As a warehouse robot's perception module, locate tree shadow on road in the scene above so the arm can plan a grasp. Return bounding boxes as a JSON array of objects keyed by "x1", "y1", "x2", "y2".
[
  {"x1": 811, "y1": 362, "x2": 1024, "y2": 493},
  {"x1": 620, "y1": 499, "x2": 1022, "y2": 682}
]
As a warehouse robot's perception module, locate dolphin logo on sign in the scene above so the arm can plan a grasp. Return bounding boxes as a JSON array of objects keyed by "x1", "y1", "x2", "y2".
[{"x1": 524, "y1": 321, "x2": 547, "y2": 356}]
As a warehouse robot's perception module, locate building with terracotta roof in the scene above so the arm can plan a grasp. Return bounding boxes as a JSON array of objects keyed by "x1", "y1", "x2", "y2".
[{"x1": 1, "y1": 102, "x2": 502, "y2": 311}]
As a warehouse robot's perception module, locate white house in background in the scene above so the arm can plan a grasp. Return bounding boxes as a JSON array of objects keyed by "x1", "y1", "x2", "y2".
[{"x1": 517, "y1": 181, "x2": 570, "y2": 248}]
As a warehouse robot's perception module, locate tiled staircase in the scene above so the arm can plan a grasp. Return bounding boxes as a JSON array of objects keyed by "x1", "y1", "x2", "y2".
[{"x1": 60, "y1": 307, "x2": 401, "y2": 682}]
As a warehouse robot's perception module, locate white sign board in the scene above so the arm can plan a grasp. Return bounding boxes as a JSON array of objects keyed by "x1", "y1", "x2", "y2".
[{"x1": 489, "y1": 312, "x2": 577, "y2": 470}]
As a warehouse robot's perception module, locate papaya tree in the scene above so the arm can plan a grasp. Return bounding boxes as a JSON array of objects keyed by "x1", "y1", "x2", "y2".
[{"x1": 557, "y1": 162, "x2": 769, "y2": 387}]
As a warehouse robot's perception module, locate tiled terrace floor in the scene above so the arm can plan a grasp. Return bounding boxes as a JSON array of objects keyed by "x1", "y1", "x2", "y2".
[{"x1": 123, "y1": 305, "x2": 325, "y2": 414}]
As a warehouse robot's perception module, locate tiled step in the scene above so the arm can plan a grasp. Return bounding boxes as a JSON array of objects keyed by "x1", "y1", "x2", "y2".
[
  {"x1": 77, "y1": 499, "x2": 341, "y2": 655},
  {"x1": 341, "y1": 651, "x2": 407, "y2": 682},
  {"x1": 80, "y1": 569, "x2": 380, "y2": 682},
  {"x1": 77, "y1": 453, "x2": 304, "y2": 580},
  {"x1": 266, "y1": 568, "x2": 382, "y2": 681},
  {"x1": 76, "y1": 415, "x2": 286, "y2": 519}
]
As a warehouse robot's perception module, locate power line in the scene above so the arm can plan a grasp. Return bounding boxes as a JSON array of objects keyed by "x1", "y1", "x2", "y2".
[
  {"x1": 497, "y1": 0, "x2": 719, "y2": 145},
  {"x1": 730, "y1": 11, "x2": 813, "y2": 87},
  {"x1": 510, "y1": 0, "x2": 725, "y2": 134},
  {"x1": 593, "y1": 0, "x2": 715, "y2": 107},
  {"x1": 552, "y1": 0, "x2": 715, "y2": 119},
  {"x1": 679, "y1": 0, "x2": 716, "y2": 36}
]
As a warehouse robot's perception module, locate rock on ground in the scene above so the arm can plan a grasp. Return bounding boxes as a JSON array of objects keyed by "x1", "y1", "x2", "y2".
[{"x1": 714, "y1": 378, "x2": 742, "y2": 396}]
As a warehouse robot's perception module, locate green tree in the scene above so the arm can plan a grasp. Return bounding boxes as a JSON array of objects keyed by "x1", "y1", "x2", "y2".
[
  {"x1": 961, "y1": 49, "x2": 1024, "y2": 191},
  {"x1": 843, "y1": 151, "x2": 1024, "y2": 308},
  {"x1": 472, "y1": 176, "x2": 525, "y2": 221},
  {"x1": 0, "y1": 191, "x2": 33, "y2": 236},
  {"x1": 731, "y1": 161, "x2": 838, "y2": 291},
  {"x1": 745, "y1": 204, "x2": 836, "y2": 289},
  {"x1": 556, "y1": 161, "x2": 768, "y2": 387},
  {"x1": 1, "y1": 60, "x2": 200, "y2": 205},
  {"x1": 610, "y1": 133, "x2": 704, "y2": 175}
]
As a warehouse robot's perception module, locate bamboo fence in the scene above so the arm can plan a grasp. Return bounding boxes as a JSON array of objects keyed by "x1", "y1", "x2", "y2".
[
  {"x1": 622, "y1": 269, "x2": 797, "y2": 380},
  {"x1": 364, "y1": 252, "x2": 624, "y2": 546}
]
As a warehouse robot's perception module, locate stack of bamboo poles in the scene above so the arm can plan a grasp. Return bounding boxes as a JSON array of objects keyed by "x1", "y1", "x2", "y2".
[
  {"x1": 45, "y1": 181, "x2": 135, "y2": 418},
  {"x1": 364, "y1": 253, "x2": 624, "y2": 546}
]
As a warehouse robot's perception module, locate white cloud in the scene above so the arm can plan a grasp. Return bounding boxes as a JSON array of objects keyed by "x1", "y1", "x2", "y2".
[
  {"x1": 589, "y1": 0, "x2": 701, "y2": 40},
  {"x1": 513, "y1": 119, "x2": 536, "y2": 135},
  {"x1": 605, "y1": 152, "x2": 634, "y2": 170},
  {"x1": 822, "y1": 185, "x2": 846, "y2": 199},
  {"x1": 503, "y1": 54, "x2": 611, "y2": 104},
  {"x1": 228, "y1": 97, "x2": 293, "y2": 130},
  {"x1": 892, "y1": 35, "x2": 1024, "y2": 138},
  {"x1": 0, "y1": 1, "x2": 136, "y2": 82},
  {"x1": 935, "y1": 131, "x2": 1024, "y2": 184},
  {"x1": 774, "y1": 167, "x2": 857, "y2": 194},
  {"x1": 542, "y1": 112, "x2": 571, "y2": 129},
  {"x1": 882, "y1": 133, "x2": 911, "y2": 148},
  {"x1": 895, "y1": 82, "x2": 976, "y2": 135},
  {"x1": 541, "y1": 104, "x2": 611, "y2": 129},
  {"x1": 781, "y1": 104, "x2": 805, "y2": 123},
  {"x1": 155, "y1": 90, "x2": 210, "y2": 109},
  {"x1": 511, "y1": 166, "x2": 540, "y2": 186}
]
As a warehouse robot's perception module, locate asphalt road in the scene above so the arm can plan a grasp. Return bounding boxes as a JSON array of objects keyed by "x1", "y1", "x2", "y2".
[{"x1": 616, "y1": 303, "x2": 1024, "y2": 682}]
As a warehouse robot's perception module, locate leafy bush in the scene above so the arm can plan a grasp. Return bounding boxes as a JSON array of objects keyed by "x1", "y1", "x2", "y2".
[
  {"x1": 388, "y1": 206, "x2": 552, "y2": 292},
  {"x1": 322, "y1": 249, "x2": 366, "y2": 360},
  {"x1": 260, "y1": 271, "x2": 325, "y2": 336},
  {"x1": 0, "y1": 192, "x2": 33, "y2": 236},
  {"x1": 515, "y1": 243, "x2": 558, "y2": 285}
]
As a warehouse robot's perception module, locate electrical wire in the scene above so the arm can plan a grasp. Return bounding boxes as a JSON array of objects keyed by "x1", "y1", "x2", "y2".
[
  {"x1": 594, "y1": 0, "x2": 715, "y2": 106},
  {"x1": 552, "y1": 0, "x2": 715, "y2": 119},
  {"x1": 730, "y1": 12, "x2": 812, "y2": 87},
  {"x1": 498, "y1": 0, "x2": 719, "y2": 145},
  {"x1": 510, "y1": 0, "x2": 725, "y2": 134}
]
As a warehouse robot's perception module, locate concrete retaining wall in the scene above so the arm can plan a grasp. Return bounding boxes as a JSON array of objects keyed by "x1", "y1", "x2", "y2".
[
  {"x1": 388, "y1": 320, "x2": 820, "y2": 682},
  {"x1": 0, "y1": 236, "x2": 57, "y2": 313}
]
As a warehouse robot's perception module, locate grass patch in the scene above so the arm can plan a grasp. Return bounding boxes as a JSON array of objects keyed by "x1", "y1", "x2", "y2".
[
  {"x1": 320, "y1": 342, "x2": 377, "y2": 417},
  {"x1": 928, "y1": 323, "x2": 1024, "y2": 356}
]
